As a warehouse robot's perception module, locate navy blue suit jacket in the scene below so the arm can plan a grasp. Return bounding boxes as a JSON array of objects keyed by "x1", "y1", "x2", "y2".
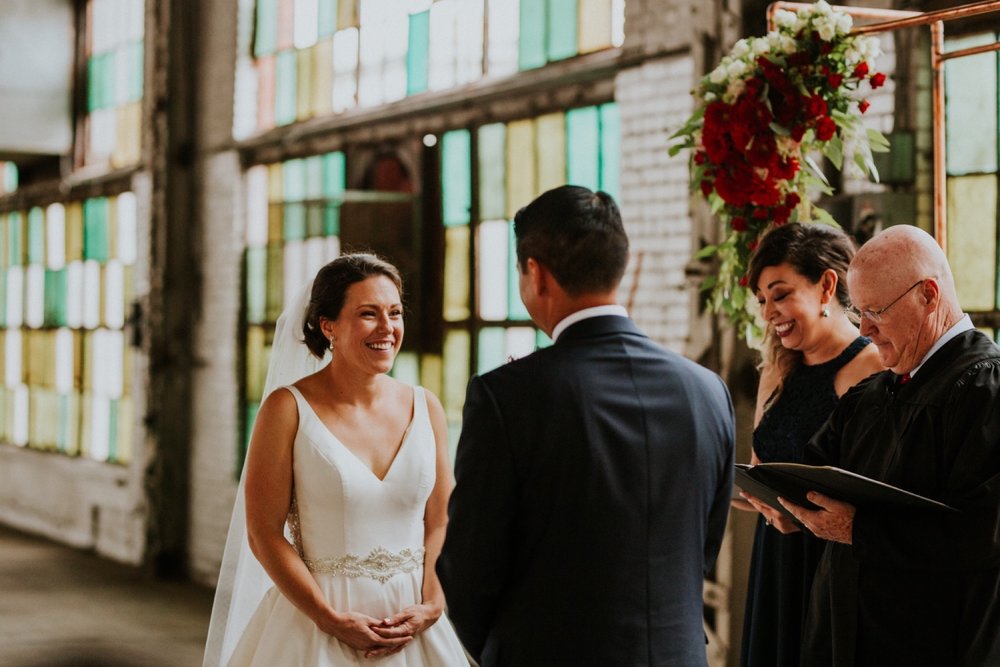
[{"x1": 437, "y1": 316, "x2": 735, "y2": 666}]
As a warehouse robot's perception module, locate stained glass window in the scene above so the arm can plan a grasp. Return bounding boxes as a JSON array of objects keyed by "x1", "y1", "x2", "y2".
[
  {"x1": 944, "y1": 32, "x2": 1000, "y2": 315},
  {"x1": 246, "y1": 0, "x2": 623, "y2": 132},
  {"x1": 0, "y1": 193, "x2": 137, "y2": 463},
  {"x1": 84, "y1": 0, "x2": 145, "y2": 167},
  {"x1": 0, "y1": 163, "x2": 17, "y2": 196}
]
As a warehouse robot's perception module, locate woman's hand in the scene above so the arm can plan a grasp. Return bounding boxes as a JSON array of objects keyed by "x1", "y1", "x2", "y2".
[
  {"x1": 369, "y1": 603, "x2": 443, "y2": 644},
  {"x1": 318, "y1": 610, "x2": 413, "y2": 656}
]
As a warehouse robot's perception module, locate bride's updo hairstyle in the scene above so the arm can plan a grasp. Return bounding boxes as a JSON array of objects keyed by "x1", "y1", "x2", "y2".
[{"x1": 302, "y1": 253, "x2": 403, "y2": 359}]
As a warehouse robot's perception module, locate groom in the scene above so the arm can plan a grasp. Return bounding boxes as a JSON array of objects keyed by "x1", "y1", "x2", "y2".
[{"x1": 437, "y1": 185, "x2": 735, "y2": 666}]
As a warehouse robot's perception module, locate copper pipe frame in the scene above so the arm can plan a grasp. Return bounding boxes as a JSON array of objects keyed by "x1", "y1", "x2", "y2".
[{"x1": 766, "y1": 0, "x2": 1000, "y2": 251}]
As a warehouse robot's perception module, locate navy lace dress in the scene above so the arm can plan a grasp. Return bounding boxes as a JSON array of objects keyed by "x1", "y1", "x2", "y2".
[{"x1": 740, "y1": 336, "x2": 871, "y2": 667}]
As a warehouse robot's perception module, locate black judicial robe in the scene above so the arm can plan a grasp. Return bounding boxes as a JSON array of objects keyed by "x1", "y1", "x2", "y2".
[{"x1": 801, "y1": 329, "x2": 1000, "y2": 667}]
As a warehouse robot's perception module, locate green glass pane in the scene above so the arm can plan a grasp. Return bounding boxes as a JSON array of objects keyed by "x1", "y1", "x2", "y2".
[
  {"x1": 44, "y1": 269, "x2": 68, "y2": 327},
  {"x1": 477, "y1": 327, "x2": 506, "y2": 374},
  {"x1": 306, "y1": 204, "x2": 324, "y2": 237},
  {"x1": 946, "y1": 174, "x2": 997, "y2": 310},
  {"x1": 241, "y1": 401, "x2": 260, "y2": 472},
  {"x1": 318, "y1": 0, "x2": 338, "y2": 37},
  {"x1": 519, "y1": 0, "x2": 547, "y2": 70},
  {"x1": 508, "y1": 223, "x2": 530, "y2": 320},
  {"x1": 323, "y1": 204, "x2": 341, "y2": 236},
  {"x1": 441, "y1": 129, "x2": 472, "y2": 227},
  {"x1": 305, "y1": 155, "x2": 324, "y2": 199},
  {"x1": 8, "y1": 212, "x2": 23, "y2": 266},
  {"x1": 478, "y1": 123, "x2": 506, "y2": 220},
  {"x1": 945, "y1": 35, "x2": 997, "y2": 176},
  {"x1": 246, "y1": 247, "x2": 267, "y2": 324},
  {"x1": 323, "y1": 151, "x2": 346, "y2": 196},
  {"x1": 283, "y1": 157, "x2": 306, "y2": 201},
  {"x1": 443, "y1": 225, "x2": 471, "y2": 321},
  {"x1": 265, "y1": 243, "x2": 284, "y2": 321},
  {"x1": 407, "y1": 10, "x2": 430, "y2": 96},
  {"x1": 27, "y1": 208, "x2": 44, "y2": 265},
  {"x1": 536, "y1": 329, "x2": 553, "y2": 348},
  {"x1": 599, "y1": 102, "x2": 621, "y2": 199},
  {"x1": 275, "y1": 49, "x2": 298, "y2": 126},
  {"x1": 108, "y1": 398, "x2": 120, "y2": 462},
  {"x1": 566, "y1": 106, "x2": 601, "y2": 190},
  {"x1": 295, "y1": 47, "x2": 313, "y2": 120},
  {"x1": 3, "y1": 163, "x2": 18, "y2": 191},
  {"x1": 443, "y1": 329, "x2": 470, "y2": 422},
  {"x1": 284, "y1": 203, "x2": 306, "y2": 240},
  {"x1": 547, "y1": 0, "x2": 578, "y2": 61},
  {"x1": 83, "y1": 198, "x2": 109, "y2": 262},
  {"x1": 87, "y1": 57, "x2": 100, "y2": 112},
  {"x1": 0, "y1": 270, "x2": 6, "y2": 327},
  {"x1": 128, "y1": 41, "x2": 144, "y2": 102},
  {"x1": 255, "y1": 0, "x2": 279, "y2": 57}
]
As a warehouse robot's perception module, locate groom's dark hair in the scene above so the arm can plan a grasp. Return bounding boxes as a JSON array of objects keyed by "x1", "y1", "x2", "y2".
[
  {"x1": 302, "y1": 253, "x2": 403, "y2": 359},
  {"x1": 513, "y1": 185, "x2": 628, "y2": 297}
]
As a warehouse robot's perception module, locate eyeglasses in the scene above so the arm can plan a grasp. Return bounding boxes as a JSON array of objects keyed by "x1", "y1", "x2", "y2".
[{"x1": 848, "y1": 280, "x2": 925, "y2": 323}]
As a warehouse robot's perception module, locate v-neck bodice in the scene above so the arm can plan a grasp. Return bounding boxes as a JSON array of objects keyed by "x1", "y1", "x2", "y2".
[{"x1": 282, "y1": 385, "x2": 436, "y2": 562}]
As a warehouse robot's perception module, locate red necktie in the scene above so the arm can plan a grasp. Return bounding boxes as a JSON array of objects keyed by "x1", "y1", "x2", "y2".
[{"x1": 899, "y1": 373, "x2": 912, "y2": 385}]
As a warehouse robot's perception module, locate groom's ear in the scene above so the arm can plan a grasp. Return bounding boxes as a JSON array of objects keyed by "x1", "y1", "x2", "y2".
[{"x1": 525, "y1": 257, "x2": 549, "y2": 297}]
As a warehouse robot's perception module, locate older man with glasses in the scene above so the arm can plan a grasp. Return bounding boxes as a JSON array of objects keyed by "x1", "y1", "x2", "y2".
[{"x1": 755, "y1": 224, "x2": 1000, "y2": 667}]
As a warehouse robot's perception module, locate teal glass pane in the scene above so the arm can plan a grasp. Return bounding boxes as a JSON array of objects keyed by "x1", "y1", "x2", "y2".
[
  {"x1": 323, "y1": 204, "x2": 341, "y2": 236},
  {"x1": 108, "y1": 398, "x2": 119, "y2": 462},
  {"x1": 945, "y1": 34, "x2": 997, "y2": 176},
  {"x1": 83, "y1": 198, "x2": 109, "y2": 261},
  {"x1": 87, "y1": 57, "x2": 100, "y2": 112},
  {"x1": 546, "y1": 0, "x2": 578, "y2": 61},
  {"x1": 536, "y1": 329, "x2": 553, "y2": 348},
  {"x1": 44, "y1": 269, "x2": 68, "y2": 327},
  {"x1": 254, "y1": 0, "x2": 279, "y2": 57},
  {"x1": 519, "y1": 1, "x2": 547, "y2": 70},
  {"x1": 508, "y1": 223, "x2": 530, "y2": 320},
  {"x1": 0, "y1": 270, "x2": 6, "y2": 326},
  {"x1": 407, "y1": 10, "x2": 430, "y2": 96},
  {"x1": 241, "y1": 401, "x2": 260, "y2": 471},
  {"x1": 27, "y1": 208, "x2": 44, "y2": 265},
  {"x1": 306, "y1": 204, "x2": 324, "y2": 237},
  {"x1": 2, "y1": 163, "x2": 17, "y2": 191},
  {"x1": 127, "y1": 41, "x2": 144, "y2": 102},
  {"x1": 283, "y1": 203, "x2": 306, "y2": 241},
  {"x1": 323, "y1": 152, "x2": 346, "y2": 196},
  {"x1": 304, "y1": 155, "x2": 324, "y2": 199},
  {"x1": 318, "y1": 0, "x2": 338, "y2": 37},
  {"x1": 283, "y1": 158, "x2": 306, "y2": 201},
  {"x1": 442, "y1": 130, "x2": 472, "y2": 227},
  {"x1": 599, "y1": 103, "x2": 621, "y2": 198},
  {"x1": 246, "y1": 247, "x2": 267, "y2": 324},
  {"x1": 275, "y1": 50, "x2": 298, "y2": 126},
  {"x1": 8, "y1": 212, "x2": 22, "y2": 266},
  {"x1": 477, "y1": 327, "x2": 506, "y2": 374},
  {"x1": 478, "y1": 123, "x2": 506, "y2": 220},
  {"x1": 566, "y1": 106, "x2": 601, "y2": 190}
]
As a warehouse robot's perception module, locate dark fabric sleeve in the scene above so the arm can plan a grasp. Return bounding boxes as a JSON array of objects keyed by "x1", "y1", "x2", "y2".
[
  {"x1": 436, "y1": 374, "x2": 517, "y2": 661},
  {"x1": 851, "y1": 364, "x2": 1000, "y2": 571},
  {"x1": 704, "y1": 375, "x2": 736, "y2": 575}
]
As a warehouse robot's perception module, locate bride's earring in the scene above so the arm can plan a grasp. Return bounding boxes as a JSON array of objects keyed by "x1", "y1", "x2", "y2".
[
  {"x1": 821, "y1": 306, "x2": 830, "y2": 318},
  {"x1": 329, "y1": 336, "x2": 336, "y2": 351}
]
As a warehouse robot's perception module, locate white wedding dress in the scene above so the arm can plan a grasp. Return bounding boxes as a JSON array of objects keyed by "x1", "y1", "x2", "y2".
[{"x1": 227, "y1": 385, "x2": 469, "y2": 666}]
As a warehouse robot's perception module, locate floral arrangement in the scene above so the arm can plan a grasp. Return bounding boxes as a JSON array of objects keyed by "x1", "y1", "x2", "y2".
[{"x1": 669, "y1": 0, "x2": 889, "y2": 340}]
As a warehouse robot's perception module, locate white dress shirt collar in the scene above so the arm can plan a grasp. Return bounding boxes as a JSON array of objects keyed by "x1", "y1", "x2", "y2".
[{"x1": 551, "y1": 305, "x2": 629, "y2": 343}]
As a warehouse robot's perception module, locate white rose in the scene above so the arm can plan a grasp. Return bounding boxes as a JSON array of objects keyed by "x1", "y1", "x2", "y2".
[
  {"x1": 732, "y1": 39, "x2": 751, "y2": 58},
  {"x1": 752, "y1": 38, "x2": 770, "y2": 55},
  {"x1": 814, "y1": 0, "x2": 833, "y2": 17},
  {"x1": 816, "y1": 19, "x2": 836, "y2": 42},
  {"x1": 774, "y1": 9, "x2": 796, "y2": 28},
  {"x1": 710, "y1": 65, "x2": 729, "y2": 84},
  {"x1": 727, "y1": 60, "x2": 748, "y2": 79},
  {"x1": 835, "y1": 13, "x2": 853, "y2": 35}
]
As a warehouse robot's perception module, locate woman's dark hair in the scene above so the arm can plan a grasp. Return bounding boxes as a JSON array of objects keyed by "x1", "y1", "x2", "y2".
[
  {"x1": 302, "y1": 253, "x2": 403, "y2": 359},
  {"x1": 747, "y1": 223, "x2": 857, "y2": 377}
]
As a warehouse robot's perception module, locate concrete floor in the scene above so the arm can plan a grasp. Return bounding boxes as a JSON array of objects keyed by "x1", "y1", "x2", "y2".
[{"x1": 0, "y1": 524, "x2": 214, "y2": 667}]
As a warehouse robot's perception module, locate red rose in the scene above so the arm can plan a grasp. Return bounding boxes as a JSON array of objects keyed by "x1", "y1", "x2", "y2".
[
  {"x1": 870, "y1": 72, "x2": 887, "y2": 89},
  {"x1": 731, "y1": 216, "x2": 748, "y2": 232},
  {"x1": 806, "y1": 95, "x2": 828, "y2": 119},
  {"x1": 749, "y1": 175, "x2": 781, "y2": 207},
  {"x1": 715, "y1": 166, "x2": 753, "y2": 207},
  {"x1": 853, "y1": 62, "x2": 869, "y2": 79},
  {"x1": 748, "y1": 238, "x2": 760, "y2": 252},
  {"x1": 788, "y1": 51, "x2": 811, "y2": 68},
  {"x1": 827, "y1": 73, "x2": 844, "y2": 88},
  {"x1": 815, "y1": 115, "x2": 837, "y2": 141},
  {"x1": 819, "y1": 42, "x2": 833, "y2": 55},
  {"x1": 785, "y1": 192, "x2": 801, "y2": 208},
  {"x1": 752, "y1": 206, "x2": 770, "y2": 220},
  {"x1": 773, "y1": 205, "x2": 792, "y2": 224},
  {"x1": 694, "y1": 151, "x2": 706, "y2": 165},
  {"x1": 791, "y1": 125, "x2": 806, "y2": 142},
  {"x1": 700, "y1": 179, "x2": 713, "y2": 196},
  {"x1": 773, "y1": 157, "x2": 799, "y2": 181},
  {"x1": 746, "y1": 134, "x2": 777, "y2": 168},
  {"x1": 745, "y1": 77, "x2": 765, "y2": 98},
  {"x1": 858, "y1": 99, "x2": 870, "y2": 114},
  {"x1": 739, "y1": 274, "x2": 750, "y2": 287}
]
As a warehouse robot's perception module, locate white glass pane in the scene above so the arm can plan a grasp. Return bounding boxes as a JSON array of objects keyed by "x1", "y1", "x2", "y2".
[
  {"x1": 116, "y1": 191, "x2": 138, "y2": 264},
  {"x1": 478, "y1": 220, "x2": 509, "y2": 320},
  {"x1": 102, "y1": 329, "x2": 125, "y2": 398},
  {"x1": 25, "y1": 265, "x2": 44, "y2": 328},
  {"x1": 246, "y1": 165, "x2": 269, "y2": 247},
  {"x1": 82, "y1": 260, "x2": 102, "y2": 329},
  {"x1": 65, "y1": 261, "x2": 84, "y2": 328},
  {"x1": 92, "y1": 0, "x2": 112, "y2": 54},
  {"x1": 88, "y1": 395, "x2": 111, "y2": 461},
  {"x1": 90, "y1": 108, "x2": 117, "y2": 160},
  {"x1": 428, "y1": 1, "x2": 457, "y2": 91},
  {"x1": 6, "y1": 266, "x2": 23, "y2": 328},
  {"x1": 332, "y1": 28, "x2": 359, "y2": 112},
  {"x1": 12, "y1": 384, "x2": 28, "y2": 446},
  {"x1": 283, "y1": 240, "x2": 307, "y2": 307},
  {"x1": 383, "y1": 7, "x2": 409, "y2": 102},
  {"x1": 127, "y1": 0, "x2": 144, "y2": 41},
  {"x1": 486, "y1": 0, "x2": 519, "y2": 77},
  {"x1": 105, "y1": 260, "x2": 125, "y2": 328},
  {"x1": 324, "y1": 235, "x2": 340, "y2": 259},
  {"x1": 5, "y1": 329, "x2": 21, "y2": 388},
  {"x1": 294, "y1": 0, "x2": 320, "y2": 48},
  {"x1": 46, "y1": 204, "x2": 66, "y2": 269},
  {"x1": 612, "y1": 0, "x2": 625, "y2": 47},
  {"x1": 392, "y1": 351, "x2": 420, "y2": 385},
  {"x1": 358, "y1": 0, "x2": 388, "y2": 107},
  {"x1": 506, "y1": 326, "x2": 536, "y2": 361},
  {"x1": 55, "y1": 328, "x2": 74, "y2": 394},
  {"x1": 304, "y1": 236, "x2": 327, "y2": 281},
  {"x1": 455, "y1": 0, "x2": 484, "y2": 85},
  {"x1": 233, "y1": 60, "x2": 259, "y2": 140},
  {"x1": 115, "y1": 44, "x2": 129, "y2": 105}
]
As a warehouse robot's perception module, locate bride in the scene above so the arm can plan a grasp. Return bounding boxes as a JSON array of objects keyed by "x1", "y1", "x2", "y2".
[{"x1": 203, "y1": 253, "x2": 469, "y2": 666}]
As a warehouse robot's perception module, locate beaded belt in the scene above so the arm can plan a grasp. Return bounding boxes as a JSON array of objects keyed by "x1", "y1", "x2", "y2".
[{"x1": 303, "y1": 546, "x2": 425, "y2": 584}]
